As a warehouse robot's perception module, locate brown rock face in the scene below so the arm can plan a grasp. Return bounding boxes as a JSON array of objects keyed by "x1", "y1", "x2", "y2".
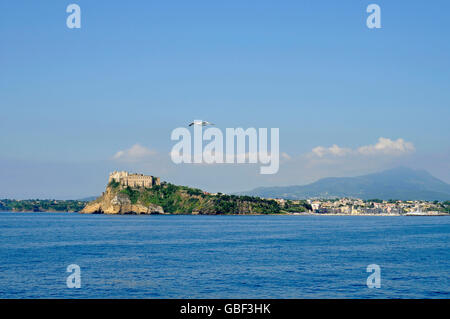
[
  {"x1": 80, "y1": 202, "x2": 102, "y2": 214},
  {"x1": 80, "y1": 186, "x2": 164, "y2": 215}
]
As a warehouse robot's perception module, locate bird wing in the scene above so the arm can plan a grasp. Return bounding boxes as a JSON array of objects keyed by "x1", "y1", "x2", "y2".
[{"x1": 189, "y1": 122, "x2": 194, "y2": 126}]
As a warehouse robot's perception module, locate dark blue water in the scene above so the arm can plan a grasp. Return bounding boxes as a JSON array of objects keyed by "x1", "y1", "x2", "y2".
[{"x1": 0, "y1": 212, "x2": 449, "y2": 298}]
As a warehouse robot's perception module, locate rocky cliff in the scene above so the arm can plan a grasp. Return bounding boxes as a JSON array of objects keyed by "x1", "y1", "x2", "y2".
[
  {"x1": 80, "y1": 180, "x2": 301, "y2": 215},
  {"x1": 81, "y1": 180, "x2": 307, "y2": 215},
  {"x1": 81, "y1": 185, "x2": 164, "y2": 215}
]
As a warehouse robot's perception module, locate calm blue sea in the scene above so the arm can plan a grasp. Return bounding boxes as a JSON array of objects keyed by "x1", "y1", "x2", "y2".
[{"x1": 0, "y1": 212, "x2": 449, "y2": 299}]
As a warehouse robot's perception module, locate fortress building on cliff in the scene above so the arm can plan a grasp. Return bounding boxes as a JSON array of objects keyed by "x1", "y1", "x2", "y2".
[{"x1": 109, "y1": 171, "x2": 161, "y2": 188}]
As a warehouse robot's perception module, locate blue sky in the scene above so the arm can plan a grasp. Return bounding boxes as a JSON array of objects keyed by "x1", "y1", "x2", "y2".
[{"x1": 1, "y1": 1, "x2": 449, "y2": 198}]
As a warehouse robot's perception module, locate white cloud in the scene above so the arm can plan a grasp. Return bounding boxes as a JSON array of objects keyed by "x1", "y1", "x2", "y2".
[
  {"x1": 311, "y1": 145, "x2": 352, "y2": 158},
  {"x1": 309, "y1": 137, "x2": 415, "y2": 158},
  {"x1": 113, "y1": 144, "x2": 157, "y2": 162},
  {"x1": 357, "y1": 137, "x2": 415, "y2": 156}
]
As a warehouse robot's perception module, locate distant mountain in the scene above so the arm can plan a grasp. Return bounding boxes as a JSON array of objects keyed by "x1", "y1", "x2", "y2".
[{"x1": 239, "y1": 167, "x2": 450, "y2": 201}]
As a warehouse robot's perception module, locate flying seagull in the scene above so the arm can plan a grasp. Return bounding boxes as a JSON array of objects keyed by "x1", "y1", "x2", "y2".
[{"x1": 188, "y1": 120, "x2": 215, "y2": 127}]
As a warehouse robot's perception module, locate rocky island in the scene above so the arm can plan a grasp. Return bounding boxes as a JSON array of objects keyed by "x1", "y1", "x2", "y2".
[{"x1": 80, "y1": 171, "x2": 310, "y2": 215}]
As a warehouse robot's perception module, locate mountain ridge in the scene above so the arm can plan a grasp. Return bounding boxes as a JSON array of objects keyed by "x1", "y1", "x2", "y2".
[{"x1": 238, "y1": 167, "x2": 450, "y2": 201}]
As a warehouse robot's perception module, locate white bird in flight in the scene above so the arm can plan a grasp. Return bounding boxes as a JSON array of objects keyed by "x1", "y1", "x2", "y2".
[{"x1": 188, "y1": 120, "x2": 215, "y2": 127}]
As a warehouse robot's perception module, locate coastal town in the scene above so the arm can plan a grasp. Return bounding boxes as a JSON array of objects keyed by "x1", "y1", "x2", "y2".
[{"x1": 268, "y1": 198, "x2": 450, "y2": 216}]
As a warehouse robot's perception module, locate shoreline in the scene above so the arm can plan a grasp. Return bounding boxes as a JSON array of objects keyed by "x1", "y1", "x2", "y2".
[{"x1": 1, "y1": 211, "x2": 448, "y2": 217}]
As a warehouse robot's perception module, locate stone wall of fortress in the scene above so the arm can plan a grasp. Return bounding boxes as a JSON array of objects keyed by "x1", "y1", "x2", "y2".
[{"x1": 109, "y1": 171, "x2": 161, "y2": 188}]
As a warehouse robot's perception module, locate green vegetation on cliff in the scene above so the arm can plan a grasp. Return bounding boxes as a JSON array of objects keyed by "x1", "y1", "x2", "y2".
[
  {"x1": 283, "y1": 200, "x2": 312, "y2": 213},
  {"x1": 102, "y1": 182, "x2": 310, "y2": 215}
]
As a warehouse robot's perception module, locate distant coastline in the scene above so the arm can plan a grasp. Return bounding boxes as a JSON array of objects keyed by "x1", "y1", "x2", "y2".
[
  {"x1": 0, "y1": 199, "x2": 86, "y2": 213},
  {"x1": 1, "y1": 211, "x2": 448, "y2": 217},
  {"x1": 1, "y1": 201, "x2": 448, "y2": 217}
]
